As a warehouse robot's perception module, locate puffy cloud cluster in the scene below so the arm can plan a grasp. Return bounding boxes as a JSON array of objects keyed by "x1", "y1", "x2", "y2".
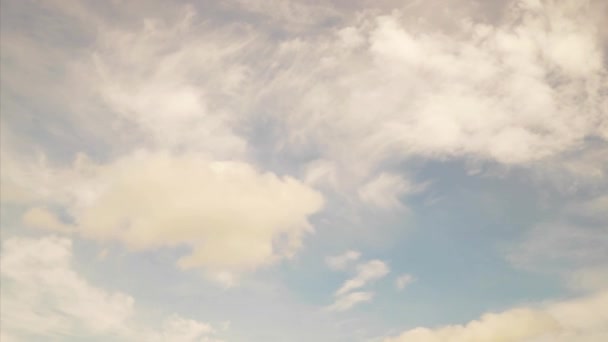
[
  {"x1": 384, "y1": 290, "x2": 608, "y2": 342},
  {"x1": 7, "y1": 0, "x2": 603, "y2": 202},
  {"x1": 0, "y1": 236, "x2": 226, "y2": 342},
  {"x1": 262, "y1": 0, "x2": 606, "y2": 180},
  {"x1": 17, "y1": 152, "x2": 323, "y2": 283}
]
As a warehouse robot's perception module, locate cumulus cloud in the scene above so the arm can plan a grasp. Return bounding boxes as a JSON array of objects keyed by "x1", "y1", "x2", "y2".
[
  {"x1": 0, "y1": 236, "x2": 225, "y2": 341},
  {"x1": 384, "y1": 290, "x2": 608, "y2": 342},
  {"x1": 4, "y1": 0, "x2": 605, "y2": 220},
  {"x1": 20, "y1": 151, "x2": 323, "y2": 283},
  {"x1": 264, "y1": 0, "x2": 607, "y2": 179},
  {"x1": 326, "y1": 250, "x2": 361, "y2": 271}
]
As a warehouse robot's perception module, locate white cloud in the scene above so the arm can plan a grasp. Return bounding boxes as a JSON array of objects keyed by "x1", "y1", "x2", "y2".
[
  {"x1": 358, "y1": 173, "x2": 413, "y2": 209},
  {"x1": 1, "y1": 0, "x2": 607, "y2": 340},
  {"x1": 384, "y1": 290, "x2": 608, "y2": 342},
  {"x1": 4, "y1": 0, "x2": 605, "y2": 216},
  {"x1": 336, "y1": 260, "x2": 390, "y2": 296},
  {"x1": 20, "y1": 151, "x2": 324, "y2": 283},
  {"x1": 327, "y1": 291, "x2": 374, "y2": 312},
  {"x1": 0, "y1": 236, "x2": 224, "y2": 341},
  {"x1": 327, "y1": 258, "x2": 390, "y2": 312},
  {"x1": 90, "y1": 8, "x2": 251, "y2": 159},
  {"x1": 326, "y1": 250, "x2": 361, "y2": 271},
  {"x1": 265, "y1": 0, "x2": 606, "y2": 181},
  {"x1": 395, "y1": 274, "x2": 415, "y2": 291}
]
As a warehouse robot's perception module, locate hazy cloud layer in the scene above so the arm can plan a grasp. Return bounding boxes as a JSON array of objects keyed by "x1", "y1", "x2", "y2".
[{"x1": 0, "y1": 236, "x2": 225, "y2": 341}]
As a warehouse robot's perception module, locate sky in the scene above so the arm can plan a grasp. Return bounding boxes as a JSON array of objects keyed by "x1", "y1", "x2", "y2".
[{"x1": 0, "y1": 0, "x2": 607, "y2": 341}]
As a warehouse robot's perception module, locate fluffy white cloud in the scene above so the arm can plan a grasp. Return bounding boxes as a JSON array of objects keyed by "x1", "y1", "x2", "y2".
[
  {"x1": 0, "y1": 236, "x2": 224, "y2": 341},
  {"x1": 384, "y1": 290, "x2": 608, "y2": 342},
  {"x1": 326, "y1": 250, "x2": 361, "y2": 271},
  {"x1": 264, "y1": 0, "x2": 606, "y2": 178},
  {"x1": 395, "y1": 274, "x2": 415, "y2": 291},
  {"x1": 20, "y1": 151, "x2": 324, "y2": 283}
]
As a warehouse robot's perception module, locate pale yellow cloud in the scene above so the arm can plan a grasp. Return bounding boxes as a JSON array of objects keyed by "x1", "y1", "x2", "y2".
[
  {"x1": 384, "y1": 290, "x2": 608, "y2": 342},
  {"x1": 20, "y1": 151, "x2": 323, "y2": 283}
]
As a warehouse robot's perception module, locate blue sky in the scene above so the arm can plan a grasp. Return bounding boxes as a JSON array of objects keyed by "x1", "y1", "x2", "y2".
[{"x1": 1, "y1": 0, "x2": 607, "y2": 341}]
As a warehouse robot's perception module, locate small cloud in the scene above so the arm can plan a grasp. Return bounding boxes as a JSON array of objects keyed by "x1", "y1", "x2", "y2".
[
  {"x1": 326, "y1": 250, "x2": 361, "y2": 271},
  {"x1": 395, "y1": 274, "x2": 416, "y2": 291},
  {"x1": 336, "y1": 260, "x2": 390, "y2": 296},
  {"x1": 358, "y1": 173, "x2": 411, "y2": 210},
  {"x1": 327, "y1": 291, "x2": 374, "y2": 312},
  {"x1": 327, "y1": 258, "x2": 390, "y2": 312}
]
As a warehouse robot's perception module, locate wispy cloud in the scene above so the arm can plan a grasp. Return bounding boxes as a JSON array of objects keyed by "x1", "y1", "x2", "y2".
[
  {"x1": 327, "y1": 291, "x2": 374, "y2": 312},
  {"x1": 326, "y1": 250, "x2": 361, "y2": 271},
  {"x1": 327, "y1": 258, "x2": 390, "y2": 312},
  {"x1": 336, "y1": 260, "x2": 390, "y2": 296},
  {"x1": 395, "y1": 274, "x2": 416, "y2": 291},
  {"x1": 0, "y1": 236, "x2": 226, "y2": 341}
]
